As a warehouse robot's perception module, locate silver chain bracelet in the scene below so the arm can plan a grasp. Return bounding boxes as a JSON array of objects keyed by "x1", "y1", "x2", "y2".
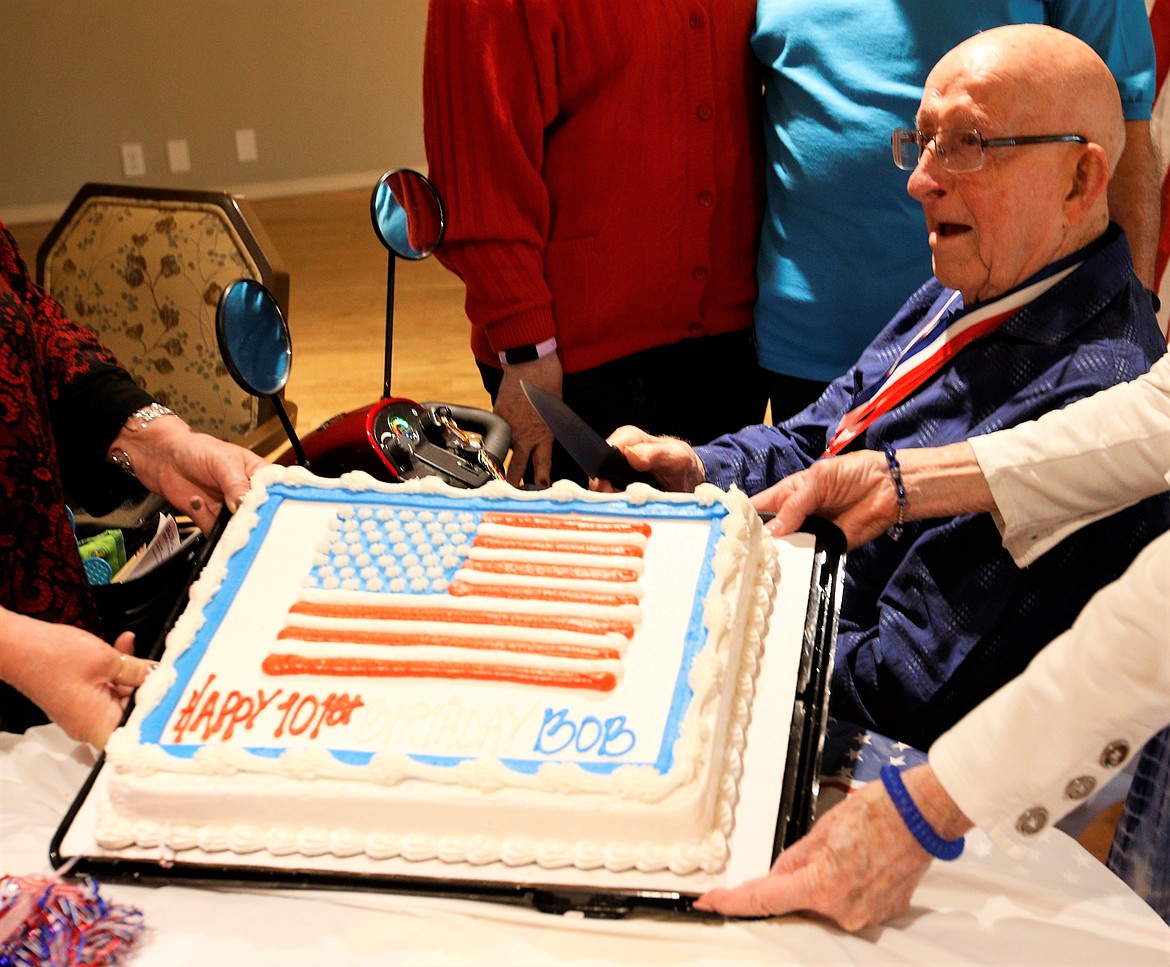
[
  {"x1": 107, "y1": 402, "x2": 177, "y2": 475},
  {"x1": 124, "y1": 401, "x2": 177, "y2": 431}
]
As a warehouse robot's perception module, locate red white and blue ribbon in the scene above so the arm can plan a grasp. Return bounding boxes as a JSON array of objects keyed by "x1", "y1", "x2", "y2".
[
  {"x1": 824, "y1": 262, "x2": 1081, "y2": 456},
  {"x1": 0, "y1": 872, "x2": 144, "y2": 966}
]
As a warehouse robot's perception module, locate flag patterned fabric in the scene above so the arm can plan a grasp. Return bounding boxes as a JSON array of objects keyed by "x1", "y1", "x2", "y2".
[
  {"x1": 817, "y1": 720, "x2": 929, "y2": 812},
  {"x1": 264, "y1": 505, "x2": 649, "y2": 693}
]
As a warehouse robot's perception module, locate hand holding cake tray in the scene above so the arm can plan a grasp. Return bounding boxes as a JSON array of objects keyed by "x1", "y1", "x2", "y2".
[{"x1": 52, "y1": 465, "x2": 842, "y2": 915}]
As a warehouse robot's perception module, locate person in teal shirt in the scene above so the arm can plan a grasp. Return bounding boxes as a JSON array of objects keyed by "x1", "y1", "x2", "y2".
[{"x1": 753, "y1": 0, "x2": 1159, "y2": 420}]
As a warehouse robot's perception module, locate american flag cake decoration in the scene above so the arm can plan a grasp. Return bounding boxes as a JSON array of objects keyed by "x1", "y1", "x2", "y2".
[{"x1": 267, "y1": 504, "x2": 649, "y2": 692}]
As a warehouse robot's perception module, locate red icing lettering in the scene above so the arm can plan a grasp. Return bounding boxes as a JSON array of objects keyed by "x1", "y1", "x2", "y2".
[
  {"x1": 171, "y1": 673, "x2": 217, "y2": 742},
  {"x1": 168, "y1": 681, "x2": 358, "y2": 742},
  {"x1": 274, "y1": 690, "x2": 366, "y2": 738}
]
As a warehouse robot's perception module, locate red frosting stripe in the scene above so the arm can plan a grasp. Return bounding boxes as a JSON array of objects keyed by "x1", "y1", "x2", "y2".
[
  {"x1": 261, "y1": 654, "x2": 617, "y2": 691},
  {"x1": 289, "y1": 600, "x2": 637, "y2": 637},
  {"x1": 462, "y1": 559, "x2": 641, "y2": 582},
  {"x1": 277, "y1": 626, "x2": 621, "y2": 661},
  {"x1": 482, "y1": 512, "x2": 651, "y2": 536},
  {"x1": 446, "y1": 581, "x2": 639, "y2": 606},
  {"x1": 472, "y1": 534, "x2": 644, "y2": 556}
]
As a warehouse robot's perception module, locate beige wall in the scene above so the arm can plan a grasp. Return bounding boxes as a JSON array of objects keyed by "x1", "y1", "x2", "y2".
[{"x1": 1, "y1": 0, "x2": 427, "y2": 223}]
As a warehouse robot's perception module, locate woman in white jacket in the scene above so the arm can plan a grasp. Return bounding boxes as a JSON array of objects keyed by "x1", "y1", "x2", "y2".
[{"x1": 694, "y1": 351, "x2": 1170, "y2": 930}]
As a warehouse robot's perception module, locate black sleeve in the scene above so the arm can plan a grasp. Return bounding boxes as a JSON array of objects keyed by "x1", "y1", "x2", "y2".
[{"x1": 52, "y1": 363, "x2": 156, "y2": 515}]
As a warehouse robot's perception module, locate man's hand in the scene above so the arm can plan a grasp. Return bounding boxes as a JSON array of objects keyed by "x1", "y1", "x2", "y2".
[
  {"x1": 112, "y1": 418, "x2": 268, "y2": 533},
  {"x1": 751, "y1": 452, "x2": 896, "y2": 549},
  {"x1": 695, "y1": 765, "x2": 971, "y2": 931},
  {"x1": 0, "y1": 608, "x2": 155, "y2": 747},
  {"x1": 494, "y1": 355, "x2": 562, "y2": 487},
  {"x1": 752, "y1": 442, "x2": 991, "y2": 549},
  {"x1": 597, "y1": 427, "x2": 705, "y2": 493}
]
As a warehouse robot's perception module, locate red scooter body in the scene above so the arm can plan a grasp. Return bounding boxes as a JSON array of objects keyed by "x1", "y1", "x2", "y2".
[{"x1": 276, "y1": 397, "x2": 510, "y2": 488}]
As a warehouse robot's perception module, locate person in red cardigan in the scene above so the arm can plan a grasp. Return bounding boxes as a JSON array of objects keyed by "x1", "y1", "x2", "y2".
[
  {"x1": 423, "y1": 0, "x2": 766, "y2": 487},
  {"x1": 0, "y1": 223, "x2": 266, "y2": 746}
]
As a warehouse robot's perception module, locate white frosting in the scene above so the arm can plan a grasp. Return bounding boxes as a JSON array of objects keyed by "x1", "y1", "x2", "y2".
[{"x1": 99, "y1": 468, "x2": 778, "y2": 875}]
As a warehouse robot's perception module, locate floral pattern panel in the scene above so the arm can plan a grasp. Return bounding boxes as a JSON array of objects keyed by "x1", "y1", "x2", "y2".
[{"x1": 41, "y1": 198, "x2": 265, "y2": 440}]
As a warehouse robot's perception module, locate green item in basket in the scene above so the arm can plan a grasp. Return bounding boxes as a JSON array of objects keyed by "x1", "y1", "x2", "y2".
[{"x1": 78, "y1": 528, "x2": 127, "y2": 581}]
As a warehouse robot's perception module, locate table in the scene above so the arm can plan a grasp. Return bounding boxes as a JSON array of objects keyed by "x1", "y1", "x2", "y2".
[{"x1": 4, "y1": 724, "x2": 1168, "y2": 965}]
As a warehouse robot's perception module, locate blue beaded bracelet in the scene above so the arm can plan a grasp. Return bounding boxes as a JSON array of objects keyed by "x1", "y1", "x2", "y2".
[
  {"x1": 880, "y1": 765, "x2": 965, "y2": 861},
  {"x1": 881, "y1": 445, "x2": 907, "y2": 541}
]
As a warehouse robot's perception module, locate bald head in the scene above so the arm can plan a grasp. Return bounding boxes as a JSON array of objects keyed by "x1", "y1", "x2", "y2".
[
  {"x1": 928, "y1": 25, "x2": 1125, "y2": 169},
  {"x1": 909, "y1": 25, "x2": 1123, "y2": 303}
]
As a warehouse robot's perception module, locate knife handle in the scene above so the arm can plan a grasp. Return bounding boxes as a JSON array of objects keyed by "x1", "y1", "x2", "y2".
[{"x1": 597, "y1": 446, "x2": 659, "y2": 489}]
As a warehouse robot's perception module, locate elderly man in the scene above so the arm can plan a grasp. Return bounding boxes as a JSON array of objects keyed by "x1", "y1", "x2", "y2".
[
  {"x1": 605, "y1": 25, "x2": 1170, "y2": 751},
  {"x1": 697, "y1": 351, "x2": 1170, "y2": 929}
]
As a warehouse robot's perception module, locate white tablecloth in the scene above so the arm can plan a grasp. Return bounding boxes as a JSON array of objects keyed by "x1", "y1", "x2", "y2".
[{"x1": 3, "y1": 725, "x2": 1168, "y2": 966}]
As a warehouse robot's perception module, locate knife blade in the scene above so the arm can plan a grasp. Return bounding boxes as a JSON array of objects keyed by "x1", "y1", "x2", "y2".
[{"x1": 520, "y1": 381, "x2": 659, "y2": 488}]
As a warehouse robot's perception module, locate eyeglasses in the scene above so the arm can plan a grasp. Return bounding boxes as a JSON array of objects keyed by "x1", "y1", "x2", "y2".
[{"x1": 891, "y1": 128, "x2": 1088, "y2": 173}]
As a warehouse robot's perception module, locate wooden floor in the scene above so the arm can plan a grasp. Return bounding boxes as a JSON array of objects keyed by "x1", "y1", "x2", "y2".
[{"x1": 8, "y1": 189, "x2": 1123, "y2": 867}]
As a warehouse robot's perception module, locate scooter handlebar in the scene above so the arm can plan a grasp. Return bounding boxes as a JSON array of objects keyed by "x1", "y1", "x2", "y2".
[{"x1": 424, "y1": 403, "x2": 512, "y2": 465}]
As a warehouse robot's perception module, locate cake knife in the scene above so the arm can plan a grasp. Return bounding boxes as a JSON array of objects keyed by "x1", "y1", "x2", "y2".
[{"x1": 520, "y1": 381, "x2": 660, "y2": 489}]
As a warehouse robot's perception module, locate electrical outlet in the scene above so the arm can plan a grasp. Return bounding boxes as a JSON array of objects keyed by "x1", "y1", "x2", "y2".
[
  {"x1": 235, "y1": 128, "x2": 258, "y2": 163},
  {"x1": 167, "y1": 139, "x2": 191, "y2": 174},
  {"x1": 120, "y1": 142, "x2": 146, "y2": 178}
]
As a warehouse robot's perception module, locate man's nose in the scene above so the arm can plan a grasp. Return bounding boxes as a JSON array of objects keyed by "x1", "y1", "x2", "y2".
[{"x1": 906, "y1": 145, "x2": 949, "y2": 201}]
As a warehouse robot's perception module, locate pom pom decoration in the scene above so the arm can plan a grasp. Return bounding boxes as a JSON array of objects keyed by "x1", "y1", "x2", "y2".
[{"x1": 0, "y1": 873, "x2": 144, "y2": 966}]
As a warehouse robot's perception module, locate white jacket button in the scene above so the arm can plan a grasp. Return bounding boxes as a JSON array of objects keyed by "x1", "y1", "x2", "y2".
[
  {"x1": 1016, "y1": 807, "x2": 1049, "y2": 835},
  {"x1": 1064, "y1": 776, "x2": 1097, "y2": 800},
  {"x1": 1100, "y1": 740, "x2": 1130, "y2": 769}
]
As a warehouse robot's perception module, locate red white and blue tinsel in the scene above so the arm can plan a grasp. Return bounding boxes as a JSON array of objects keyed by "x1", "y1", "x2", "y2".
[{"x1": 0, "y1": 873, "x2": 144, "y2": 967}]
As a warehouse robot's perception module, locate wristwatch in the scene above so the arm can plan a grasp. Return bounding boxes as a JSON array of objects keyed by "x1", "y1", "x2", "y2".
[{"x1": 499, "y1": 337, "x2": 558, "y2": 366}]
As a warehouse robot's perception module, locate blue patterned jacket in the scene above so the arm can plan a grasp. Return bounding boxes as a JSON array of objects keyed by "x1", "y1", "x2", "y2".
[{"x1": 697, "y1": 222, "x2": 1170, "y2": 748}]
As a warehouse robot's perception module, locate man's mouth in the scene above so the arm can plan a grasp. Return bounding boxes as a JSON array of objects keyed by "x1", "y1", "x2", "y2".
[{"x1": 934, "y1": 222, "x2": 972, "y2": 239}]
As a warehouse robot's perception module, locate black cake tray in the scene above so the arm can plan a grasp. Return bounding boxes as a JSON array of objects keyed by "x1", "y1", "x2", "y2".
[{"x1": 50, "y1": 515, "x2": 844, "y2": 919}]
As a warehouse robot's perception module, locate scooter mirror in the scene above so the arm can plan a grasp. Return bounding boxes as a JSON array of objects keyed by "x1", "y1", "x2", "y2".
[
  {"x1": 371, "y1": 168, "x2": 446, "y2": 399},
  {"x1": 216, "y1": 278, "x2": 308, "y2": 467},
  {"x1": 217, "y1": 278, "x2": 292, "y2": 396},
  {"x1": 370, "y1": 168, "x2": 445, "y2": 259}
]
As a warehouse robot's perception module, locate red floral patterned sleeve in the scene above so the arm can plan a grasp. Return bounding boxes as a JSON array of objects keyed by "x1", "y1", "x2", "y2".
[
  {"x1": 0, "y1": 223, "x2": 152, "y2": 647},
  {"x1": 0, "y1": 225, "x2": 152, "y2": 504}
]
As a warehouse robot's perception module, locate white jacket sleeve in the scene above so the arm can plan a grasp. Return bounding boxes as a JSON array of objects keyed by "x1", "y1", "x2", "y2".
[
  {"x1": 968, "y1": 352, "x2": 1170, "y2": 566},
  {"x1": 932, "y1": 352, "x2": 1170, "y2": 859},
  {"x1": 930, "y1": 532, "x2": 1170, "y2": 860}
]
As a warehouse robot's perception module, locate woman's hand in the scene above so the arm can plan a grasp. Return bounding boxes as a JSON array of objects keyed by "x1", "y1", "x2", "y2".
[
  {"x1": 109, "y1": 417, "x2": 268, "y2": 533},
  {"x1": 695, "y1": 765, "x2": 971, "y2": 930},
  {"x1": 0, "y1": 607, "x2": 155, "y2": 746},
  {"x1": 494, "y1": 355, "x2": 562, "y2": 488}
]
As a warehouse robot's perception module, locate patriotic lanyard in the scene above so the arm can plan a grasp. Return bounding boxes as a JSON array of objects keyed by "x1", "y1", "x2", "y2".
[{"x1": 823, "y1": 262, "x2": 1081, "y2": 456}]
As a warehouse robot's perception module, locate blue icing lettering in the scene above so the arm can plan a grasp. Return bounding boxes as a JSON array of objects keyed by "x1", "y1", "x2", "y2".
[{"x1": 534, "y1": 708, "x2": 637, "y2": 759}]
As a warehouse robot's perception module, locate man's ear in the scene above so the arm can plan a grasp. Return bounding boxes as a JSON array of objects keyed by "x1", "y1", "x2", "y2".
[{"x1": 1063, "y1": 143, "x2": 1111, "y2": 226}]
